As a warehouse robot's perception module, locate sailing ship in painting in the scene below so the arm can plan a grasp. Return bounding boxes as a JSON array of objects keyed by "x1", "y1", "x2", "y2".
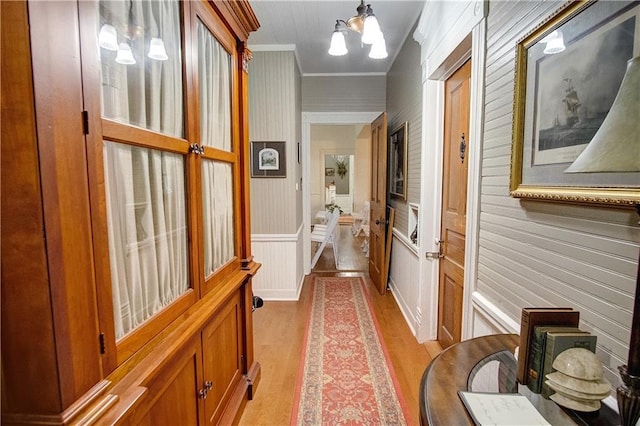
[
  {"x1": 538, "y1": 77, "x2": 606, "y2": 153},
  {"x1": 561, "y1": 78, "x2": 581, "y2": 128}
]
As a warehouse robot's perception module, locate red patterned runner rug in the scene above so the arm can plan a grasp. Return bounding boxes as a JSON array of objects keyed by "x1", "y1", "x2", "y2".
[{"x1": 291, "y1": 276, "x2": 410, "y2": 425}]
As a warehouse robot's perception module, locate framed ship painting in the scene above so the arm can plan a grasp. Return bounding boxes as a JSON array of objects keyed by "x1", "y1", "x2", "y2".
[
  {"x1": 510, "y1": 0, "x2": 640, "y2": 205},
  {"x1": 390, "y1": 122, "x2": 408, "y2": 200}
]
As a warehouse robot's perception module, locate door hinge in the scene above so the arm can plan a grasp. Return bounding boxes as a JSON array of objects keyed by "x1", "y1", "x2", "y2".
[
  {"x1": 82, "y1": 110, "x2": 89, "y2": 135},
  {"x1": 99, "y1": 332, "x2": 106, "y2": 354}
]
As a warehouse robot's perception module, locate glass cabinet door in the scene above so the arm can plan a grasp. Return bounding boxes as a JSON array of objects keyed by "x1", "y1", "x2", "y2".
[
  {"x1": 196, "y1": 15, "x2": 238, "y2": 284},
  {"x1": 99, "y1": 0, "x2": 184, "y2": 137},
  {"x1": 96, "y1": 0, "x2": 193, "y2": 352}
]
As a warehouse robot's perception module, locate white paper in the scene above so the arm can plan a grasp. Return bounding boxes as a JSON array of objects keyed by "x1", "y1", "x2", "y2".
[{"x1": 459, "y1": 392, "x2": 552, "y2": 426}]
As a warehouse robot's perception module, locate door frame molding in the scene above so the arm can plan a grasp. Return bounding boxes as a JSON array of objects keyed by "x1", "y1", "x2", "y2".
[
  {"x1": 413, "y1": 1, "x2": 487, "y2": 342},
  {"x1": 302, "y1": 112, "x2": 381, "y2": 274}
]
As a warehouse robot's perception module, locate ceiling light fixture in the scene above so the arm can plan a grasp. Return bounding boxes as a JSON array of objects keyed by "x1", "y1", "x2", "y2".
[
  {"x1": 328, "y1": 0, "x2": 387, "y2": 59},
  {"x1": 541, "y1": 30, "x2": 566, "y2": 55},
  {"x1": 100, "y1": 1, "x2": 169, "y2": 65}
]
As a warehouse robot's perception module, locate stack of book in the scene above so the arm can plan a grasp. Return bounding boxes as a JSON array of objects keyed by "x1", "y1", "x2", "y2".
[{"x1": 517, "y1": 307, "x2": 597, "y2": 398}]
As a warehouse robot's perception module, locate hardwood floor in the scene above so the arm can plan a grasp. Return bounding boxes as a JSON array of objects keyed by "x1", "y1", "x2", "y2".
[
  {"x1": 313, "y1": 223, "x2": 369, "y2": 272},
  {"x1": 239, "y1": 226, "x2": 441, "y2": 425}
]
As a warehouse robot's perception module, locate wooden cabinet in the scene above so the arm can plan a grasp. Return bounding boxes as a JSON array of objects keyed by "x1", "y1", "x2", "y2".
[{"x1": 1, "y1": 0, "x2": 260, "y2": 424}]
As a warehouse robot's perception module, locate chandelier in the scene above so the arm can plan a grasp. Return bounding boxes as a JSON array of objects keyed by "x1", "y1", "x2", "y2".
[
  {"x1": 98, "y1": 0, "x2": 169, "y2": 65},
  {"x1": 328, "y1": 0, "x2": 387, "y2": 59}
]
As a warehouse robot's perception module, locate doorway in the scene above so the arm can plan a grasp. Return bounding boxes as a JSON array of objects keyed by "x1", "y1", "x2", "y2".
[
  {"x1": 302, "y1": 112, "x2": 379, "y2": 275},
  {"x1": 323, "y1": 154, "x2": 354, "y2": 214}
]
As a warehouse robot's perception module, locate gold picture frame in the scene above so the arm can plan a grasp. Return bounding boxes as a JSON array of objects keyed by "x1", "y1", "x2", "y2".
[{"x1": 510, "y1": 0, "x2": 640, "y2": 206}]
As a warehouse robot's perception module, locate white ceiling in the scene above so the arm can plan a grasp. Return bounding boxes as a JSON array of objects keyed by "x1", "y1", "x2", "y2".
[{"x1": 247, "y1": 0, "x2": 425, "y2": 75}]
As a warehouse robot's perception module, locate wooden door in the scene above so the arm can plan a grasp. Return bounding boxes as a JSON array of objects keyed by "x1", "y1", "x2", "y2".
[
  {"x1": 369, "y1": 112, "x2": 388, "y2": 295},
  {"x1": 437, "y1": 60, "x2": 471, "y2": 349},
  {"x1": 201, "y1": 290, "x2": 244, "y2": 424}
]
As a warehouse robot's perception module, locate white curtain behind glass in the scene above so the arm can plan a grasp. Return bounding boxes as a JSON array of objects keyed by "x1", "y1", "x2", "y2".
[
  {"x1": 99, "y1": 0, "x2": 188, "y2": 339},
  {"x1": 202, "y1": 161, "x2": 235, "y2": 276},
  {"x1": 100, "y1": 0, "x2": 183, "y2": 135},
  {"x1": 104, "y1": 144, "x2": 188, "y2": 338},
  {"x1": 198, "y1": 20, "x2": 231, "y2": 151},
  {"x1": 198, "y1": 21, "x2": 235, "y2": 277}
]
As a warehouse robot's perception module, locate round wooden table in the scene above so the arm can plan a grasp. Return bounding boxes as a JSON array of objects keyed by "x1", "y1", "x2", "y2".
[{"x1": 418, "y1": 334, "x2": 620, "y2": 425}]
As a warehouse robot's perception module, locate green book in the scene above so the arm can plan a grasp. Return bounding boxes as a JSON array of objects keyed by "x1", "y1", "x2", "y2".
[
  {"x1": 527, "y1": 326, "x2": 582, "y2": 393},
  {"x1": 517, "y1": 308, "x2": 578, "y2": 385},
  {"x1": 541, "y1": 331, "x2": 596, "y2": 398}
]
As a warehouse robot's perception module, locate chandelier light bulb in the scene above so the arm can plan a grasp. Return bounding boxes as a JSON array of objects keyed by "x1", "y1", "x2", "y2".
[
  {"x1": 329, "y1": 29, "x2": 348, "y2": 56},
  {"x1": 369, "y1": 37, "x2": 387, "y2": 59},
  {"x1": 115, "y1": 42, "x2": 136, "y2": 65},
  {"x1": 148, "y1": 37, "x2": 169, "y2": 60},
  {"x1": 98, "y1": 24, "x2": 119, "y2": 51},
  {"x1": 361, "y1": 7, "x2": 382, "y2": 45},
  {"x1": 543, "y1": 30, "x2": 565, "y2": 55}
]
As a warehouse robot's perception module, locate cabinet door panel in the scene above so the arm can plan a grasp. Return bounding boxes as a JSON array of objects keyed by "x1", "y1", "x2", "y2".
[
  {"x1": 202, "y1": 291, "x2": 244, "y2": 424},
  {"x1": 138, "y1": 339, "x2": 202, "y2": 426}
]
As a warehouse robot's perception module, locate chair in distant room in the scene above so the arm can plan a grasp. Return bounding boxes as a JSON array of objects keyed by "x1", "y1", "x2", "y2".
[
  {"x1": 351, "y1": 201, "x2": 370, "y2": 237},
  {"x1": 351, "y1": 201, "x2": 370, "y2": 257},
  {"x1": 310, "y1": 209, "x2": 341, "y2": 269}
]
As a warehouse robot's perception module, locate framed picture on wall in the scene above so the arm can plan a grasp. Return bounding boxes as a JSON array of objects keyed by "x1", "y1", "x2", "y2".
[
  {"x1": 251, "y1": 141, "x2": 286, "y2": 178},
  {"x1": 390, "y1": 122, "x2": 408, "y2": 200},
  {"x1": 510, "y1": 0, "x2": 640, "y2": 205}
]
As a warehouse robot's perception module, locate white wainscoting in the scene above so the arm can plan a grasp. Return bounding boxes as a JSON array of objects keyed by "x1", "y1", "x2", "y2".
[
  {"x1": 388, "y1": 232, "x2": 421, "y2": 336},
  {"x1": 251, "y1": 224, "x2": 305, "y2": 301},
  {"x1": 470, "y1": 291, "x2": 519, "y2": 337}
]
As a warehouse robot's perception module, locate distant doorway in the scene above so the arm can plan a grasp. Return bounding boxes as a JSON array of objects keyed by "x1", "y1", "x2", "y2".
[
  {"x1": 323, "y1": 154, "x2": 354, "y2": 214},
  {"x1": 302, "y1": 112, "x2": 378, "y2": 275}
]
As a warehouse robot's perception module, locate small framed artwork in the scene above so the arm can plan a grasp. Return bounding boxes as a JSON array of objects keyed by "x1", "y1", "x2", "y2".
[
  {"x1": 390, "y1": 122, "x2": 408, "y2": 200},
  {"x1": 510, "y1": 0, "x2": 640, "y2": 205},
  {"x1": 325, "y1": 168, "x2": 335, "y2": 177},
  {"x1": 251, "y1": 141, "x2": 286, "y2": 178}
]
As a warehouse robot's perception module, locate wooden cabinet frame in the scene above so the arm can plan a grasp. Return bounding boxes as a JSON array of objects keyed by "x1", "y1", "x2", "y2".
[{"x1": 1, "y1": 0, "x2": 260, "y2": 424}]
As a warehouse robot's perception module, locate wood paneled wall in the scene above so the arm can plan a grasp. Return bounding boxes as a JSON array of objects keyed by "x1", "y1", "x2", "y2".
[
  {"x1": 386, "y1": 22, "x2": 423, "y2": 239},
  {"x1": 302, "y1": 75, "x2": 386, "y2": 112},
  {"x1": 479, "y1": 0, "x2": 639, "y2": 389},
  {"x1": 249, "y1": 51, "x2": 301, "y2": 234}
]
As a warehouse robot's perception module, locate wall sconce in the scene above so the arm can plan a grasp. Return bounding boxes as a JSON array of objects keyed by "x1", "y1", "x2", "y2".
[{"x1": 328, "y1": 0, "x2": 387, "y2": 59}]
